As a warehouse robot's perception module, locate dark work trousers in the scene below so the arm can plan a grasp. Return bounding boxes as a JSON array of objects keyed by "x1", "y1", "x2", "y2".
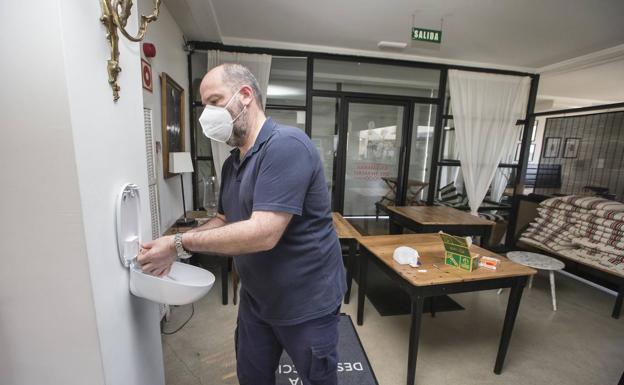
[{"x1": 235, "y1": 300, "x2": 340, "y2": 385}]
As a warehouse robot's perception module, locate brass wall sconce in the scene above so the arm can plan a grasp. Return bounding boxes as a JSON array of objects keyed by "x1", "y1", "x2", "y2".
[{"x1": 100, "y1": 0, "x2": 161, "y2": 101}]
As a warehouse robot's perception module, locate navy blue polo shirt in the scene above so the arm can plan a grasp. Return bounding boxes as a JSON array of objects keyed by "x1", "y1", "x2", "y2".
[{"x1": 218, "y1": 118, "x2": 346, "y2": 326}]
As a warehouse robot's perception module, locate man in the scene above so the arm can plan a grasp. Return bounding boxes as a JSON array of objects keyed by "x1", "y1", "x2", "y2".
[{"x1": 138, "y1": 63, "x2": 346, "y2": 385}]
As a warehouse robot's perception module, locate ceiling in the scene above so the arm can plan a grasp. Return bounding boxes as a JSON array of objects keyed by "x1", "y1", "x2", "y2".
[{"x1": 164, "y1": 0, "x2": 624, "y2": 108}]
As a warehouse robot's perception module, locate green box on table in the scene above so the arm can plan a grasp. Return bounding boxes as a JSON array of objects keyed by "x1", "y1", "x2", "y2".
[{"x1": 439, "y1": 233, "x2": 479, "y2": 272}]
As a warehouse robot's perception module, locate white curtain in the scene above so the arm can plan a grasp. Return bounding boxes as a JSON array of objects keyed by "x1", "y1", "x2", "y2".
[
  {"x1": 489, "y1": 125, "x2": 522, "y2": 202},
  {"x1": 448, "y1": 70, "x2": 530, "y2": 214},
  {"x1": 206, "y1": 51, "x2": 272, "y2": 184},
  {"x1": 439, "y1": 129, "x2": 461, "y2": 188}
]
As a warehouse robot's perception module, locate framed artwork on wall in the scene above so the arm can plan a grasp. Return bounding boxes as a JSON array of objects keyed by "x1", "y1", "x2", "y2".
[
  {"x1": 161, "y1": 73, "x2": 185, "y2": 179},
  {"x1": 563, "y1": 138, "x2": 581, "y2": 158},
  {"x1": 543, "y1": 137, "x2": 562, "y2": 158}
]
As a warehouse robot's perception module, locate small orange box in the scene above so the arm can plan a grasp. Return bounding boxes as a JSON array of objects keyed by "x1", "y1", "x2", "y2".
[{"x1": 478, "y1": 256, "x2": 501, "y2": 270}]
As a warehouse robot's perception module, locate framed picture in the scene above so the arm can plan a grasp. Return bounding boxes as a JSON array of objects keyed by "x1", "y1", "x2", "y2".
[
  {"x1": 141, "y1": 59, "x2": 153, "y2": 92},
  {"x1": 161, "y1": 73, "x2": 185, "y2": 178},
  {"x1": 563, "y1": 138, "x2": 581, "y2": 158},
  {"x1": 543, "y1": 137, "x2": 561, "y2": 158}
]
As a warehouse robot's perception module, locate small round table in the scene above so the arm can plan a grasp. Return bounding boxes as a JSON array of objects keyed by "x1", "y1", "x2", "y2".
[{"x1": 499, "y1": 251, "x2": 565, "y2": 311}]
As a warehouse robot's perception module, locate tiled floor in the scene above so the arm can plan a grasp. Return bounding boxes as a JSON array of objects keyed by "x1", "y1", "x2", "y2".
[{"x1": 162, "y1": 263, "x2": 624, "y2": 385}]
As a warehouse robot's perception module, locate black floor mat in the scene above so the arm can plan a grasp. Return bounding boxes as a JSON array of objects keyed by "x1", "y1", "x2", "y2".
[{"x1": 276, "y1": 314, "x2": 378, "y2": 385}]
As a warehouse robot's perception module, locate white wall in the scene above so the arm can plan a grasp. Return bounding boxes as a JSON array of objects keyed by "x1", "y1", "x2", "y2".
[
  {"x1": 140, "y1": 0, "x2": 193, "y2": 231},
  {"x1": 59, "y1": 0, "x2": 165, "y2": 384},
  {"x1": 537, "y1": 56, "x2": 624, "y2": 111},
  {"x1": 1, "y1": 1, "x2": 167, "y2": 384},
  {"x1": 0, "y1": 1, "x2": 105, "y2": 384}
]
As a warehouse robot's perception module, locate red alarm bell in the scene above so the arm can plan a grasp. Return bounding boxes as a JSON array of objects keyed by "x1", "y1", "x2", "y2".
[{"x1": 143, "y1": 42, "x2": 156, "y2": 58}]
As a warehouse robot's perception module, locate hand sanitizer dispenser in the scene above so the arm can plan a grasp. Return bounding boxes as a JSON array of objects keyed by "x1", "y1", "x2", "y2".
[{"x1": 115, "y1": 183, "x2": 215, "y2": 305}]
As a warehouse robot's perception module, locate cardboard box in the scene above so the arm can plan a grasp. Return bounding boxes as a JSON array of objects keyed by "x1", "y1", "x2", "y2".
[
  {"x1": 478, "y1": 256, "x2": 501, "y2": 270},
  {"x1": 439, "y1": 233, "x2": 479, "y2": 272}
]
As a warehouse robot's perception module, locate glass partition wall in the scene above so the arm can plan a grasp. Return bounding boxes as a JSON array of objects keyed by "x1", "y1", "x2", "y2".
[
  {"x1": 187, "y1": 44, "x2": 538, "y2": 222},
  {"x1": 310, "y1": 59, "x2": 439, "y2": 216}
]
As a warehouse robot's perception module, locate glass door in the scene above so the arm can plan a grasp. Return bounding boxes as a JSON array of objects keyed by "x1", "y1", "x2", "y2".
[{"x1": 340, "y1": 100, "x2": 408, "y2": 216}]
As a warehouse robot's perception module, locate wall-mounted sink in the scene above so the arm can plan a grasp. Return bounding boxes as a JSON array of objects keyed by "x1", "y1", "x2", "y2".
[{"x1": 115, "y1": 183, "x2": 214, "y2": 305}]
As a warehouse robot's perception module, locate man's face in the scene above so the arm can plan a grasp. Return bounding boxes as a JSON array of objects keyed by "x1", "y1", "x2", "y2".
[{"x1": 199, "y1": 68, "x2": 248, "y2": 147}]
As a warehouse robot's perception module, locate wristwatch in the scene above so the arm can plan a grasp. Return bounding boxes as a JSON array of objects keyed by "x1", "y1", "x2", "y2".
[{"x1": 174, "y1": 233, "x2": 192, "y2": 259}]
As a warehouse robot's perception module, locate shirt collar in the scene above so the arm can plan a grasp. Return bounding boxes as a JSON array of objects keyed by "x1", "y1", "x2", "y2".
[{"x1": 230, "y1": 117, "x2": 275, "y2": 161}]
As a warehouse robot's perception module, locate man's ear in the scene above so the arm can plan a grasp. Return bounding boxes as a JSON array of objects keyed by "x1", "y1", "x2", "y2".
[{"x1": 239, "y1": 85, "x2": 254, "y2": 107}]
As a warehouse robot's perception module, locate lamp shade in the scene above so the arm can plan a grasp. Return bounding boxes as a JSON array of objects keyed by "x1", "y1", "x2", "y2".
[{"x1": 169, "y1": 152, "x2": 194, "y2": 173}]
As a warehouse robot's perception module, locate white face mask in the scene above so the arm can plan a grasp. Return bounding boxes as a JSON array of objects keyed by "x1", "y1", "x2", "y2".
[{"x1": 199, "y1": 90, "x2": 246, "y2": 143}]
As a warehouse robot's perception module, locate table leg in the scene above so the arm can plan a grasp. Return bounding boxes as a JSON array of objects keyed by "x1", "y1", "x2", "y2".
[
  {"x1": 528, "y1": 275, "x2": 534, "y2": 289},
  {"x1": 613, "y1": 286, "x2": 623, "y2": 319},
  {"x1": 406, "y1": 295, "x2": 425, "y2": 385},
  {"x1": 221, "y1": 257, "x2": 229, "y2": 305},
  {"x1": 549, "y1": 271, "x2": 557, "y2": 311},
  {"x1": 357, "y1": 251, "x2": 368, "y2": 326},
  {"x1": 232, "y1": 266, "x2": 239, "y2": 305},
  {"x1": 344, "y1": 240, "x2": 356, "y2": 304},
  {"x1": 389, "y1": 220, "x2": 402, "y2": 235},
  {"x1": 480, "y1": 226, "x2": 492, "y2": 247},
  {"x1": 494, "y1": 277, "x2": 526, "y2": 374}
]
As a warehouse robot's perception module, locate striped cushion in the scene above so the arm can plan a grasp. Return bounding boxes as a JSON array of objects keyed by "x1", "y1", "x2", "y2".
[
  {"x1": 562, "y1": 195, "x2": 624, "y2": 211},
  {"x1": 439, "y1": 182, "x2": 461, "y2": 203},
  {"x1": 595, "y1": 210, "x2": 624, "y2": 221},
  {"x1": 454, "y1": 195, "x2": 470, "y2": 207},
  {"x1": 478, "y1": 212, "x2": 506, "y2": 222}
]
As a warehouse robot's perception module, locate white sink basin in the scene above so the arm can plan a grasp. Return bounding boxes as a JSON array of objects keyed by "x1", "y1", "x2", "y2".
[
  {"x1": 130, "y1": 261, "x2": 215, "y2": 306},
  {"x1": 116, "y1": 183, "x2": 215, "y2": 305}
]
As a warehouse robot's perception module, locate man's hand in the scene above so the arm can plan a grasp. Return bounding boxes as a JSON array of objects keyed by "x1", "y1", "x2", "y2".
[{"x1": 137, "y1": 235, "x2": 177, "y2": 277}]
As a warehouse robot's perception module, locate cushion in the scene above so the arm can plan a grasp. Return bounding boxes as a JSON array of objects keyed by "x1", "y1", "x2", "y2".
[
  {"x1": 595, "y1": 210, "x2": 624, "y2": 221},
  {"x1": 562, "y1": 195, "x2": 624, "y2": 211},
  {"x1": 439, "y1": 182, "x2": 460, "y2": 202},
  {"x1": 541, "y1": 198, "x2": 589, "y2": 213},
  {"x1": 478, "y1": 212, "x2": 506, "y2": 222}
]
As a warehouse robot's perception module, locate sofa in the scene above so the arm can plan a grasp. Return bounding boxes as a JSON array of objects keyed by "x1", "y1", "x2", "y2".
[{"x1": 506, "y1": 194, "x2": 624, "y2": 319}]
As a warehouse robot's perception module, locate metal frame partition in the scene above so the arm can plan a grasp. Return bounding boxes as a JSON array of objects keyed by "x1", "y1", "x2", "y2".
[{"x1": 185, "y1": 41, "x2": 539, "y2": 214}]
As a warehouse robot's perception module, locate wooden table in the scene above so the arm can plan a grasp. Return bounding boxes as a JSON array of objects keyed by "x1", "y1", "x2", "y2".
[
  {"x1": 356, "y1": 234, "x2": 536, "y2": 385},
  {"x1": 332, "y1": 212, "x2": 362, "y2": 304},
  {"x1": 164, "y1": 211, "x2": 235, "y2": 305},
  {"x1": 377, "y1": 204, "x2": 494, "y2": 245}
]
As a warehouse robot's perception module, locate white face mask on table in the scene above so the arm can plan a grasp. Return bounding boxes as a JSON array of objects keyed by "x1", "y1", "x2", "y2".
[{"x1": 199, "y1": 90, "x2": 246, "y2": 143}]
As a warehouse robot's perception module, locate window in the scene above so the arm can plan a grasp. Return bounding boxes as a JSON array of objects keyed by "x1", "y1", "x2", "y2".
[
  {"x1": 408, "y1": 104, "x2": 437, "y2": 201},
  {"x1": 311, "y1": 97, "x2": 339, "y2": 196},
  {"x1": 265, "y1": 109, "x2": 305, "y2": 131},
  {"x1": 266, "y1": 57, "x2": 307, "y2": 107},
  {"x1": 313, "y1": 59, "x2": 440, "y2": 98}
]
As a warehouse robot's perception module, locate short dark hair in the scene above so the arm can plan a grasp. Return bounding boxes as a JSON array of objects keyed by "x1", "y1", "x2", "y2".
[{"x1": 220, "y1": 63, "x2": 264, "y2": 110}]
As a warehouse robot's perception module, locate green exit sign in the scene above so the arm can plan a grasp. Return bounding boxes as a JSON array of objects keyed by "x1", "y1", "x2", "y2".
[{"x1": 412, "y1": 27, "x2": 442, "y2": 43}]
